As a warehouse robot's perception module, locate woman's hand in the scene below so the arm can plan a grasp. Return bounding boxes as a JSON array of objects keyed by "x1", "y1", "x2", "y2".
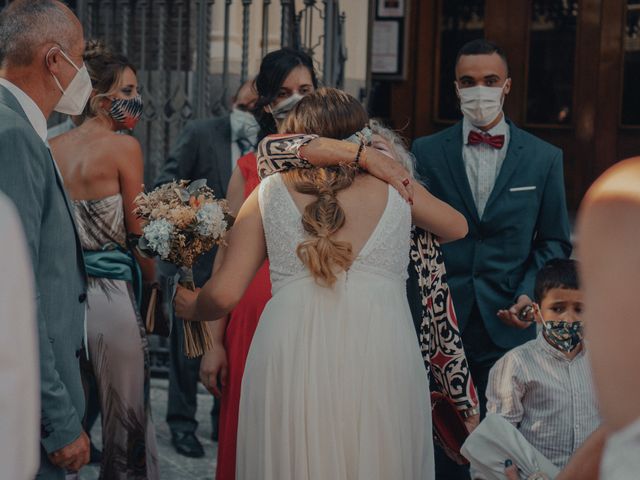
[
  {"x1": 199, "y1": 343, "x2": 229, "y2": 397},
  {"x1": 504, "y1": 460, "x2": 520, "y2": 480},
  {"x1": 497, "y1": 295, "x2": 534, "y2": 329},
  {"x1": 464, "y1": 413, "x2": 480, "y2": 434},
  {"x1": 362, "y1": 147, "x2": 414, "y2": 203},
  {"x1": 174, "y1": 285, "x2": 200, "y2": 321}
]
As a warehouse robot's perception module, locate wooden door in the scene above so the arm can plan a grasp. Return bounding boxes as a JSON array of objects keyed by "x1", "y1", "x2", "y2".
[{"x1": 389, "y1": 0, "x2": 640, "y2": 211}]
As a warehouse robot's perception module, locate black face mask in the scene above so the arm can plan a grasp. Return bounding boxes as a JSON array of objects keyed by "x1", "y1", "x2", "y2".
[{"x1": 542, "y1": 321, "x2": 583, "y2": 353}]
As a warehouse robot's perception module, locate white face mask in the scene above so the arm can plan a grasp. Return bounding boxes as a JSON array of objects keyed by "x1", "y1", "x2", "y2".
[
  {"x1": 456, "y1": 82, "x2": 508, "y2": 127},
  {"x1": 268, "y1": 92, "x2": 305, "y2": 121},
  {"x1": 49, "y1": 48, "x2": 93, "y2": 116},
  {"x1": 230, "y1": 107, "x2": 259, "y2": 140}
]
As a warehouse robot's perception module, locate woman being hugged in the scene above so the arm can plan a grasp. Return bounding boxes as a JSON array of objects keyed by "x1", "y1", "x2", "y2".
[
  {"x1": 50, "y1": 40, "x2": 158, "y2": 479},
  {"x1": 176, "y1": 88, "x2": 468, "y2": 480}
]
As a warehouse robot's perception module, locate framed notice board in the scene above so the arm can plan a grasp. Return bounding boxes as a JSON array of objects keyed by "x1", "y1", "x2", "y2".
[{"x1": 371, "y1": 0, "x2": 408, "y2": 79}]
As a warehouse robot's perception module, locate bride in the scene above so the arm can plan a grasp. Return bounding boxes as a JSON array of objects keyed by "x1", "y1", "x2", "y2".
[{"x1": 174, "y1": 87, "x2": 468, "y2": 479}]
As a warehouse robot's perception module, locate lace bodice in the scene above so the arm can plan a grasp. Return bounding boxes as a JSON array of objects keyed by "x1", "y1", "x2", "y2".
[{"x1": 258, "y1": 174, "x2": 411, "y2": 292}]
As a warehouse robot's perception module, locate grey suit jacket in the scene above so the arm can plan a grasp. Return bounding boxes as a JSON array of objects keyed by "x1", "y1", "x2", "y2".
[
  {"x1": 154, "y1": 115, "x2": 233, "y2": 286},
  {"x1": 0, "y1": 85, "x2": 87, "y2": 479}
]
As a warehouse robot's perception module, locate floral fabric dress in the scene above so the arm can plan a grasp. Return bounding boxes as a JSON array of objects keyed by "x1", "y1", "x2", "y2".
[{"x1": 74, "y1": 194, "x2": 159, "y2": 480}]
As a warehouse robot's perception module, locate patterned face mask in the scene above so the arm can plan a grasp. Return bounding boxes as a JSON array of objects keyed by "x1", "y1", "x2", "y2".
[
  {"x1": 109, "y1": 95, "x2": 143, "y2": 130},
  {"x1": 344, "y1": 126, "x2": 373, "y2": 145},
  {"x1": 542, "y1": 321, "x2": 583, "y2": 353},
  {"x1": 268, "y1": 93, "x2": 304, "y2": 120}
]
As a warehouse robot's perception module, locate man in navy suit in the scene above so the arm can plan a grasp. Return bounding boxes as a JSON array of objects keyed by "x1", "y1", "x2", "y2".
[{"x1": 412, "y1": 39, "x2": 572, "y2": 478}]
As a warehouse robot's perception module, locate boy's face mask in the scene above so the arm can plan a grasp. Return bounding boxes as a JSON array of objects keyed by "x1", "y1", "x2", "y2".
[{"x1": 542, "y1": 321, "x2": 584, "y2": 353}]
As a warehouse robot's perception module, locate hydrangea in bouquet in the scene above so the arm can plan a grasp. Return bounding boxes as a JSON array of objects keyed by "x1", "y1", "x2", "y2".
[{"x1": 134, "y1": 179, "x2": 232, "y2": 357}]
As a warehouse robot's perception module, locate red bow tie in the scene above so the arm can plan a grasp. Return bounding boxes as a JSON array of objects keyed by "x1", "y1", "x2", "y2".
[{"x1": 467, "y1": 130, "x2": 505, "y2": 149}]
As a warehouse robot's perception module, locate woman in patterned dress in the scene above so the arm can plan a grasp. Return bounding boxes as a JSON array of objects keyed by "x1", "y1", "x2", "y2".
[{"x1": 50, "y1": 40, "x2": 158, "y2": 479}]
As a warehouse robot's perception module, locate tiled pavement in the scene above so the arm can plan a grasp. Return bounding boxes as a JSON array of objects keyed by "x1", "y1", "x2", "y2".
[{"x1": 79, "y1": 378, "x2": 218, "y2": 480}]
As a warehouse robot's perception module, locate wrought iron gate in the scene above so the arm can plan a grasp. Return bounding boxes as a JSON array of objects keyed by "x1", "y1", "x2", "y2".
[
  {"x1": 1, "y1": 0, "x2": 346, "y2": 184},
  {"x1": 78, "y1": 0, "x2": 346, "y2": 186}
]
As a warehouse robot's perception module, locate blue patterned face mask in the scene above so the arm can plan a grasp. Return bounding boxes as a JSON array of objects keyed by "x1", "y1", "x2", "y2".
[
  {"x1": 542, "y1": 321, "x2": 583, "y2": 353},
  {"x1": 109, "y1": 95, "x2": 143, "y2": 130}
]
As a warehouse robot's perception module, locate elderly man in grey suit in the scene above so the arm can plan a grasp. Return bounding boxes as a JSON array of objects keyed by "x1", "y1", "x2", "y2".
[
  {"x1": 154, "y1": 80, "x2": 258, "y2": 457},
  {"x1": 0, "y1": 1, "x2": 92, "y2": 478}
]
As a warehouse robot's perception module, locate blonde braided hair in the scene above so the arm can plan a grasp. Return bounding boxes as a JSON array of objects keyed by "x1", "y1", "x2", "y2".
[{"x1": 280, "y1": 87, "x2": 368, "y2": 286}]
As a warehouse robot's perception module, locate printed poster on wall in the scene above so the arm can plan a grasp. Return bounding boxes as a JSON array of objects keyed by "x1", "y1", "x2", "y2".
[
  {"x1": 377, "y1": 0, "x2": 404, "y2": 18},
  {"x1": 371, "y1": 20, "x2": 400, "y2": 74}
]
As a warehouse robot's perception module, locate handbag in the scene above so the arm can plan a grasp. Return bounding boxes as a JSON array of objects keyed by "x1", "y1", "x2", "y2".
[
  {"x1": 431, "y1": 391, "x2": 470, "y2": 465},
  {"x1": 140, "y1": 282, "x2": 170, "y2": 337}
]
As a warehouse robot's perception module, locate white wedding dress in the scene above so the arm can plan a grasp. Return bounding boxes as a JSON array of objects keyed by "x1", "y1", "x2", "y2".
[{"x1": 236, "y1": 174, "x2": 434, "y2": 480}]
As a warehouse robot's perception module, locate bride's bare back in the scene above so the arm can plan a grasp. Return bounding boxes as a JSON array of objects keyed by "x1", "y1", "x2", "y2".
[{"x1": 285, "y1": 172, "x2": 390, "y2": 260}]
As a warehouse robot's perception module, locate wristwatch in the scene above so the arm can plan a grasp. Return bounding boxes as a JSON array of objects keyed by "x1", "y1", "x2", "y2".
[{"x1": 461, "y1": 406, "x2": 480, "y2": 419}]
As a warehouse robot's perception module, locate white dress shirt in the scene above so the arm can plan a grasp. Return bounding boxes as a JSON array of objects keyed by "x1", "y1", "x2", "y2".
[
  {"x1": 486, "y1": 334, "x2": 601, "y2": 469},
  {"x1": 230, "y1": 139, "x2": 243, "y2": 172},
  {"x1": 229, "y1": 111, "x2": 258, "y2": 172},
  {"x1": 0, "y1": 193, "x2": 39, "y2": 480},
  {"x1": 461, "y1": 114, "x2": 510, "y2": 218},
  {"x1": 0, "y1": 78, "x2": 48, "y2": 142},
  {"x1": 47, "y1": 117, "x2": 76, "y2": 140}
]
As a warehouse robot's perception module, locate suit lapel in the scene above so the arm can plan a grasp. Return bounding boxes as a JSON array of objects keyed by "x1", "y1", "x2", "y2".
[
  {"x1": 483, "y1": 120, "x2": 525, "y2": 215},
  {"x1": 1, "y1": 85, "x2": 87, "y2": 279},
  {"x1": 442, "y1": 123, "x2": 480, "y2": 224},
  {"x1": 0, "y1": 84, "x2": 31, "y2": 124}
]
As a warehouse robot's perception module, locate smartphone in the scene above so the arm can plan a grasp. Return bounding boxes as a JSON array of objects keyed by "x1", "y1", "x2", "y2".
[{"x1": 517, "y1": 304, "x2": 535, "y2": 322}]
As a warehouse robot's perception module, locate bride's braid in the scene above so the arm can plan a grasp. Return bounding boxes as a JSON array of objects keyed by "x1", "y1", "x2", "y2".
[
  {"x1": 280, "y1": 88, "x2": 368, "y2": 287},
  {"x1": 288, "y1": 166, "x2": 355, "y2": 286}
]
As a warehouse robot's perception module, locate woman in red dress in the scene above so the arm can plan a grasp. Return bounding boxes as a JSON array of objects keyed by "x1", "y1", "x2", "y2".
[
  {"x1": 202, "y1": 48, "x2": 319, "y2": 479},
  {"x1": 201, "y1": 151, "x2": 271, "y2": 480}
]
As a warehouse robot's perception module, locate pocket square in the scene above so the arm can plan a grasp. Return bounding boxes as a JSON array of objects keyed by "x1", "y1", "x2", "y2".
[{"x1": 509, "y1": 186, "x2": 536, "y2": 192}]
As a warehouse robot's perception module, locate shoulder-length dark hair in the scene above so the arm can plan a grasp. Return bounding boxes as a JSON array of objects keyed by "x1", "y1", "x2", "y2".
[{"x1": 253, "y1": 47, "x2": 319, "y2": 141}]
